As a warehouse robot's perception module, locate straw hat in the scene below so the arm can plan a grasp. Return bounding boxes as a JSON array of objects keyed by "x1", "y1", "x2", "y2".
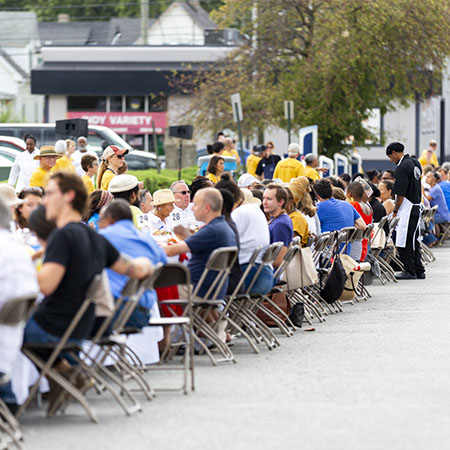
[
  {"x1": 152, "y1": 189, "x2": 175, "y2": 206},
  {"x1": 241, "y1": 188, "x2": 261, "y2": 206},
  {"x1": 33, "y1": 146, "x2": 61, "y2": 160},
  {"x1": 0, "y1": 185, "x2": 24, "y2": 207}
]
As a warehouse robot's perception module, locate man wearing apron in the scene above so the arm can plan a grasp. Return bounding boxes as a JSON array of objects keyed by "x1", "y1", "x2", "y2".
[{"x1": 386, "y1": 142, "x2": 425, "y2": 280}]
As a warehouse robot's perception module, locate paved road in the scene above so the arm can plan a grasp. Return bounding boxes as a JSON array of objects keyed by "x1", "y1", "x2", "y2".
[{"x1": 22, "y1": 246, "x2": 450, "y2": 450}]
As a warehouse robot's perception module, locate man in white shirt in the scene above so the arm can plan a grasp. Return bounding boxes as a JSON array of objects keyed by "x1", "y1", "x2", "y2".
[
  {"x1": 7, "y1": 135, "x2": 39, "y2": 192},
  {"x1": 0, "y1": 197, "x2": 39, "y2": 410},
  {"x1": 72, "y1": 136, "x2": 97, "y2": 177},
  {"x1": 168, "y1": 180, "x2": 197, "y2": 229}
]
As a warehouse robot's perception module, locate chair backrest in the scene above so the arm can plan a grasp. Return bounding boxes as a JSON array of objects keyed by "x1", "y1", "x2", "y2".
[
  {"x1": 228, "y1": 245, "x2": 262, "y2": 298},
  {"x1": 0, "y1": 294, "x2": 38, "y2": 326},
  {"x1": 145, "y1": 263, "x2": 190, "y2": 290},
  {"x1": 192, "y1": 246, "x2": 238, "y2": 300}
]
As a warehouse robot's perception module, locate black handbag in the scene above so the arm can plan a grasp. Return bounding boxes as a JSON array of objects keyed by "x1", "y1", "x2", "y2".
[
  {"x1": 289, "y1": 302, "x2": 305, "y2": 328},
  {"x1": 320, "y1": 255, "x2": 347, "y2": 304}
]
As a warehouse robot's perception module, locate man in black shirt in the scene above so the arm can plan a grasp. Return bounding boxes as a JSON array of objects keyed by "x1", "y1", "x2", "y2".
[
  {"x1": 255, "y1": 144, "x2": 281, "y2": 180},
  {"x1": 23, "y1": 172, "x2": 153, "y2": 346},
  {"x1": 386, "y1": 142, "x2": 425, "y2": 280}
]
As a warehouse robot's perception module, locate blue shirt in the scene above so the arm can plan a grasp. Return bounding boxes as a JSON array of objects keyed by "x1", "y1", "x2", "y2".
[
  {"x1": 185, "y1": 216, "x2": 236, "y2": 299},
  {"x1": 438, "y1": 181, "x2": 450, "y2": 210},
  {"x1": 429, "y1": 184, "x2": 450, "y2": 222},
  {"x1": 268, "y1": 213, "x2": 293, "y2": 246},
  {"x1": 99, "y1": 219, "x2": 167, "y2": 309},
  {"x1": 317, "y1": 198, "x2": 361, "y2": 232}
]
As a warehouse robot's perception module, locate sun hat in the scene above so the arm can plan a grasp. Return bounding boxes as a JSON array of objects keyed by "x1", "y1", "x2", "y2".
[
  {"x1": 108, "y1": 174, "x2": 139, "y2": 193},
  {"x1": 33, "y1": 146, "x2": 61, "y2": 160},
  {"x1": 0, "y1": 184, "x2": 24, "y2": 207},
  {"x1": 237, "y1": 173, "x2": 259, "y2": 188},
  {"x1": 102, "y1": 145, "x2": 129, "y2": 161},
  {"x1": 241, "y1": 188, "x2": 261, "y2": 206},
  {"x1": 152, "y1": 189, "x2": 176, "y2": 206}
]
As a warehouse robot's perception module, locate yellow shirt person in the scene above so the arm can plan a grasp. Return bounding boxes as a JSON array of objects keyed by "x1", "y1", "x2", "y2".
[
  {"x1": 247, "y1": 154, "x2": 262, "y2": 177},
  {"x1": 81, "y1": 174, "x2": 95, "y2": 195},
  {"x1": 29, "y1": 146, "x2": 60, "y2": 188},
  {"x1": 273, "y1": 158, "x2": 304, "y2": 182},
  {"x1": 304, "y1": 166, "x2": 321, "y2": 181},
  {"x1": 52, "y1": 155, "x2": 75, "y2": 173},
  {"x1": 418, "y1": 149, "x2": 439, "y2": 168},
  {"x1": 289, "y1": 210, "x2": 309, "y2": 246},
  {"x1": 29, "y1": 166, "x2": 51, "y2": 188}
]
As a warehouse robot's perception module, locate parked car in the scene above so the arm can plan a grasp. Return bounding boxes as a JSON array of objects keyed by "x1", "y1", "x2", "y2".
[
  {"x1": 0, "y1": 136, "x2": 26, "y2": 152},
  {"x1": 125, "y1": 150, "x2": 165, "y2": 171},
  {"x1": 0, "y1": 146, "x2": 22, "y2": 162},
  {"x1": 0, "y1": 154, "x2": 13, "y2": 181},
  {"x1": 0, "y1": 123, "x2": 133, "y2": 154}
]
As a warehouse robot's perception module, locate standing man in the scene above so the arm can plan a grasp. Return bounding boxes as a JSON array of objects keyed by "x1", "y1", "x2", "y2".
[
  {"x1": 72, "y1": 136, "x2": 97, "y2": 177},
  {"x1": 262, "y1": 184, "x2": 293, "y2": 268},
  {"x1": 273, "y1": 143, "x2": 305, "y2": 182},
  {"x1": 255, "y1": 143, "x2": 281, "y2": 181},
  {"x1": 7, "y1": 135, "x2": 39, "y2": 192},
  {"x1": 303, "y1": 154, "x2": 327, "y2": 181},
  {"x1": 386, "y1": 142, "x2": 425, "y2": 280},
  {"x1": 246, "y1": 145, "x2": 264, "y2": 178},
  {"x1": 168, "y1": 180, "x2": 196, "y2": 228},
  {"x1": 418, "y1": 139, "x2": 439, "y2": 168},
  {"x1": 222, "y1": 137, "x2": 241, "y2": 164},
  {"x1": 29, "y1": 146, "x2": 60, "y2": 189}
]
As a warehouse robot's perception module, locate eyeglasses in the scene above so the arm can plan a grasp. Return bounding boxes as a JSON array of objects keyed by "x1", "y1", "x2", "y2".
[{"x1": 175, "y1": 190, "x2": 190, "y2": 195}]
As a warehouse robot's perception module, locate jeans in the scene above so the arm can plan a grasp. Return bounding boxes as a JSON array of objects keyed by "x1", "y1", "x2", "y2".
[
  {"x1": 0, "y1": 373, "x2": 16, "y2": 404},
  {"x1": 24, "y1": 316, "x2": 82, "y2": 365},
  {"x1": 241, "y1": 263, "x2": 274, "y2": 295},
  {"x1": 114, "y1": 303, "x2": 151, "y2": 330}
]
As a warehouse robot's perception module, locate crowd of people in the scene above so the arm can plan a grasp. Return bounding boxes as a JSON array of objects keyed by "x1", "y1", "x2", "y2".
[{"x1": 0, "y1": 132, "x2": 447, "y2": 421}]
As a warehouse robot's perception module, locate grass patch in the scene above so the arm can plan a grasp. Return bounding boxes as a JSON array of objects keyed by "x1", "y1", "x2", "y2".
[{"x1": 128, "y1": 167, "x2": 198, "y2": 192}]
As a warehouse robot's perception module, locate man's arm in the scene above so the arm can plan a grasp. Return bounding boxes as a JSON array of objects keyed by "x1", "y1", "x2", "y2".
[
  {"x1": 393, "y1": 195, "x2": 405, "y2": 217},
  {"x1": 354, "y1": 217, "x2": 367, "y2": 230},
  {"x1": 273, "y1": 245, "x2": 287, "y2": 269},
  {"x1": 7, "y1": 157, "x2": 20, "y2": 186},
  {"x1": 163, "y1": 241, "x2": 190, "y2": 257},
  {"x1": 38, "y1": 262, "x2": 66, "y2": 296},
  {"x1": 110, "y1": 254, "x2": 153, "y2": 279}
]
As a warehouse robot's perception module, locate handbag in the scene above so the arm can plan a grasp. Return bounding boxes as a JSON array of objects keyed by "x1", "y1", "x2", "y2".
[
  {"x1": 256, "y1": 291, "x2": 290, "y2": 327},
  {"x1": 281, "y1": 247, "x2": 318, "y2": 290},
  {"x1": 94, "y1": 270, "x2": 115, "y2": 317},
  {"x1": 339, "y1": 254, "x2": 364, "y2": 301},
  {"x1": 320, "y1": 255, "x2": 347, "y2": 304},
  {"x1": 289, "y1": 302, "x2": 305, "y2": 328},
  {"x1": 300, "y1": 247, "x2": 318, "y2": 287}
]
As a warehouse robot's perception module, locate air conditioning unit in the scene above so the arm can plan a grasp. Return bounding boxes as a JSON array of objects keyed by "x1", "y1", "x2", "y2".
[{"x1": 204, "y1": 28, "x2": 241, "y2": 46}]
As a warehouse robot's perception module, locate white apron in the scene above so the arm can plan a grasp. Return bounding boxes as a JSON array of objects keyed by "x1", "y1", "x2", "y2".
[{"x1": 395, "y1": 198, "x2": 420, "y2": 248}]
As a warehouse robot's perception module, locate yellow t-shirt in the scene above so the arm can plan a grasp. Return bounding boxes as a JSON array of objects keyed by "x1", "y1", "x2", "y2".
[
  {"x1": 81, "y1": 174, "x2": 95, "y2": 195},
  {"x1": 273, "y1": 158, "x2": 305, "y2": 182},
  {"x1": 51, "y1": 155, "x2": 75, "y2": 173},
  {"x1": 29, "y1": 166, "x2": 50, "y2": 188},
  {"x1": 304, "y1": 166, "x2": 321, "y2": 181},
  {"x1": 130, "y1": 205, "x2": 142, "y2": 229},
  {"x1": 101, "y1": 169, "x2": 116, "y2": 191},
  {"x1": 418, "y1": 150, "x2": 439, "y2": 168},
  {"x1": 207, "y1": 173, "x2": 220, "y2": 184},
  {"x1": 246, "y1": 154, "x2": 261, "y2": 178},
  {"x1": 222, "y1": 149, "x2": 241, "y2": 164},
  {"x1": 289, "y1": 210, "x2": 309, "y2": 246}
]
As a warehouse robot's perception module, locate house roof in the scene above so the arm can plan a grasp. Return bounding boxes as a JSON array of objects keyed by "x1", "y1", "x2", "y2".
[
  {"x1": 0, "y1": 47, "x2": 28, "y2": 78},
  {"x1": 0, "y1": 12, "x2": 39, "y2": 46},
  {"x1": 38, "y1": 18, "x2": 147, "y2": 46}
]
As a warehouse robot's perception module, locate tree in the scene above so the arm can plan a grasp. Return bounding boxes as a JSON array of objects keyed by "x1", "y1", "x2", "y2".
[{"x1": 186, "y1": 0, "x2": 450, "y2": 154}]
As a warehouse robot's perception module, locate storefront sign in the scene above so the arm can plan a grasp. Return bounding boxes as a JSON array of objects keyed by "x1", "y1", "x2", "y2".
[{"x1": 67, "y1": 112, "x2": 167, "y2": 135}]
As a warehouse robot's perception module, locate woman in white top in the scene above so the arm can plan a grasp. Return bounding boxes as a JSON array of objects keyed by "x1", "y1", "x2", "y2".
[{"x1": 148, "y1": 189, "x2": 176, "y2": 234}]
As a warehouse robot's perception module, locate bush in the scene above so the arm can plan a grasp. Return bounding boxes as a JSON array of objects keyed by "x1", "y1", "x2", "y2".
[{"x1": 128, "y1": 167, "x2": 198, "y2": 192}]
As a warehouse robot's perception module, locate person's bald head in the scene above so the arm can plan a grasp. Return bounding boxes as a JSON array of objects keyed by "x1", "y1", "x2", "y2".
[
  {"x1": 192, "y1": 187, "x2": 223, "y2": 223},
  {"x1": 224, "y1": 137, "x2": 233, "y2": 149}
]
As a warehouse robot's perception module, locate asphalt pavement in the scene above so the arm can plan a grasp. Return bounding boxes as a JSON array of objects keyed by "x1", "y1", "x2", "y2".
[{"x1": 22, "y1": 245, "x2": 450, "y2": 450}]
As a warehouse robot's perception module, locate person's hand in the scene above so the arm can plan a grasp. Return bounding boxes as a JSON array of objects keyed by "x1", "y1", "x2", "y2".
[
  {"x1": 139, "y1": 181, "x2": 144, "y2": 190},
  {"x1": 173, "y1": 224, "x2": 192, "y2": 239},
  {"x1": 31, "y1": 249, "x2": 44, "y2": 261},
  {"x1": 317, "y1": 167, "x2": 328, "y2": 173}
]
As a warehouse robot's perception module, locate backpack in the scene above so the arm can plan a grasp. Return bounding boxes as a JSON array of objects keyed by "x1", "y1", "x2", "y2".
[{"x1": 320, "y1": 255, "x2": 347, "y2": 304}]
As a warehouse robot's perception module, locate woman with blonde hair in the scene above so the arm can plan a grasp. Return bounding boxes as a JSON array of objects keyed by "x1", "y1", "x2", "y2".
[
  {"x1": 97, "y1": 145, "x2": 128, "y2": 191},
  {"x1": 289, "y1": 176, "x2": 321, "y2": 235}
]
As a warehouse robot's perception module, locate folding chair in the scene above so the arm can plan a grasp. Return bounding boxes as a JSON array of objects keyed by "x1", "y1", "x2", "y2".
[
  {"x1": 161, "y1": 247, "x2": 238, "y2": 366},
  {"x1": 16, "y1": 275, "x2": 103, "y2": 423},
  {"x1": 0, "y1": 294, "x2": 37, "y2": 447},
  {"x1": 142, "y1": 263, "x2": 194, "y2": 394}
]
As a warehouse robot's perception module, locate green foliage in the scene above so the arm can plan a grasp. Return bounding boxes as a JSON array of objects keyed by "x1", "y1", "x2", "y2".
[
  {"x1": 189, "y1": 0, "x2": 450, "y2": 156},
  {"x1": 128, "y1": 166, "x2": 198, "y2": 192}
]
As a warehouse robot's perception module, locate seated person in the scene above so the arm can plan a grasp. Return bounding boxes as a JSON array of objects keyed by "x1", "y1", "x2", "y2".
[
  {"x1": 262, "y1": 184, "x2": 294, "y2": 268},
  {"x1": 0, "y1": 198, "x2": 39, "y2": 412},
  {"x1": 23, "y1": 173, "x2": 153, "y2": 360},
  {"x1": 164, "y1": 188, "x2": 237, "y2": 299},
  {"x1": 423, "y1": 171, "x2": 450, "y2": 238},
  {"x1": 80, "y1": 154, "x2": 99, "y2": 195},
  {"x1": 99, "y1": 199, "x2": 167, "y2": 328},
  {"x1": 285, "y1": 186, "x2": 309, "y2": 246}
]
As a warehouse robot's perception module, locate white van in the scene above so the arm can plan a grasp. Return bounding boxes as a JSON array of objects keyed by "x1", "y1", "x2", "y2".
[{"x1": 0, "y1": 123, "x2": 132, "y2": 155}]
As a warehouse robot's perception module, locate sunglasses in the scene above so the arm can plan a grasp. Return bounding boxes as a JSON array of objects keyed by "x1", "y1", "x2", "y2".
[
  {"x1": 115, "y1": 154, "x2": 125, "y2": 159},
  {"x1": 175, "y1": 190, "x2": 190, "y2": 195}
]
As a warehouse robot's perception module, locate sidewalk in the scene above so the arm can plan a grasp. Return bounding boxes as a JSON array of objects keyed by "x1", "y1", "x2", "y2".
[{"x1": 22, "y1": 246, "x2": 450, "y2": 450}]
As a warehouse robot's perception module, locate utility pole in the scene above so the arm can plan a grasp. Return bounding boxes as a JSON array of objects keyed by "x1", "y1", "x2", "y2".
[{"x1": 140, "y1": 0, "x2": 148, "y2": 45}]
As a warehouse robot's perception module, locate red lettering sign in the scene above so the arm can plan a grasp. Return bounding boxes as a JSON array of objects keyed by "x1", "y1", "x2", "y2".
[{"x1": 67, "y1": 112, "x2": 167, "y2": 135}]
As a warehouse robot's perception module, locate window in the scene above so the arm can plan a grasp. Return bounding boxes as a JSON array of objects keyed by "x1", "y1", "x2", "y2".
[
  {"x1": 110, "y1": 96, "x2": 122, "y2": 112},
  {"x1": 126, "y1": 96, "x2": 145, "y2": 112},
  {"x1": 68, "y1": 96, "x2": 107, "y2": 112}
]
